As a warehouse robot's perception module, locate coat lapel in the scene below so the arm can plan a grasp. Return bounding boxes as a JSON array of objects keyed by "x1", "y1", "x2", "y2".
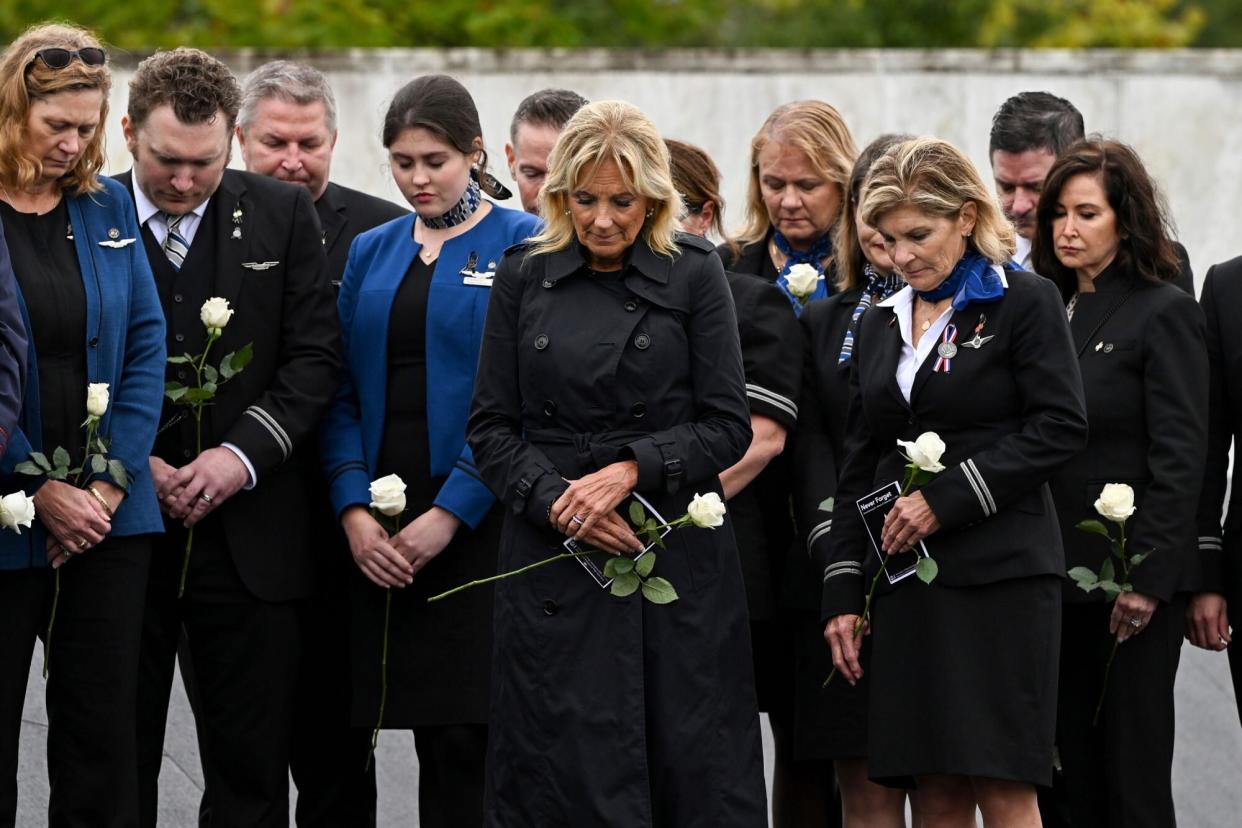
[
  {"x1": 212, "y1": 173, "x2": 248, "y2": 309},
  {"x1": 318, "y1": 182, "x2": 348, "y2": 257},
  {"x1": 1073, "y1": 289, "x2": 1135, "y2": 357},
  {"x1": 870, "y1": 307, "x2": 908, "y2": 409}
]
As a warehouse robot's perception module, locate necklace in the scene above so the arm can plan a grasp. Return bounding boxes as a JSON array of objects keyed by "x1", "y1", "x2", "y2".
[
  {"x1": 1066, "y1": 293, "x2": 1080, "y2": 321},
  {"x1": 920, "y1": 319, "x2": 932, "y2": 332}
]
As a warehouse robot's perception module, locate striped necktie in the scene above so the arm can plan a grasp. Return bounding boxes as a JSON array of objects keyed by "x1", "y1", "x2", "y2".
[{"x1": 162, "y1": 212, "x2": 190, "y2": 270}]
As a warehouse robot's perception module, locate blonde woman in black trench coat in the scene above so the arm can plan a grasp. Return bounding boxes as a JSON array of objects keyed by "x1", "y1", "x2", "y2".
[{"x1": 468, "y1": 101, "x2": 766, "y2": 827}]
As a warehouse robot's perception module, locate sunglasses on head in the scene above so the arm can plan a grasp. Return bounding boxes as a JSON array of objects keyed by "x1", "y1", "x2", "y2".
[{"x1": 30, "y1": 47, "x2": 108, "y2": 70}]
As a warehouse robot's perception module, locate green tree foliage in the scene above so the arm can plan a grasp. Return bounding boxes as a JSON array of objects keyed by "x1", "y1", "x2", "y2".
[{"x1": 0, "y1": 0, "x2": 1230, "y2": 48}]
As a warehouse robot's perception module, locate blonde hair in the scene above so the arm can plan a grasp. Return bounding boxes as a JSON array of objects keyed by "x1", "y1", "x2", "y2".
[
  {"x1": 860, "y1": 137, "x2": 1015, "y2": 266},
  {"x1": 731, "y1": 100, "x2": 857, "y2": 253},
  {"x1": 0, "y1": 22, "x2": 110, "y2": 195},
  {"x1": 531, "y1": 100, "x2": 681, "y2": 259}
]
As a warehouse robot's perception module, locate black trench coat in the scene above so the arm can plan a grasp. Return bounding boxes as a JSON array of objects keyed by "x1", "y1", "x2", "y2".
[{"x1": 468, "y1": 233, "x2": 767, "y2": 827}]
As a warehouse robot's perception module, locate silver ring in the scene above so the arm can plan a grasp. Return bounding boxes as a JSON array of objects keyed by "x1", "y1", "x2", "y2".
[
  {"x1": 77, "y1": 537, "x2": 88, "y2": 551},
  {"x1": 570, "y1": 514, "x2": 585, "y2": 526},
  {"x1": 60, "y1": 545, "x2": 73, "y2": 557},
  {"x1": 199, "y1": 493, "x2": 214, "y2": 504},
  {"x1": 1128, "y1": 617, "x2": 1143, "y2": 628}
]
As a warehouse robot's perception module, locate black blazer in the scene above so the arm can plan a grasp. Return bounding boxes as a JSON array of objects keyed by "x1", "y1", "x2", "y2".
[
  {"x1": 1051, "y1": 264, "x2": 1207, "y2": 603},
  {"x1": 723, "y1": 269, "x2": 802, "y2": 619},
  {"x1": 716, "y1": 237, "x2": 780, "y2": 284},
  {"x1": 118, "y1": 169, "x2": 342, "y2": 601},
  {"x1": 1197, "y1": 255, "x2": 1242, "y2": 599},
  {"x1": 792, "y1": 288, "x2": 861, "y2": 611},
  {"x1": 0, "y1": 222, "x2": 25, "y2": 459},
  {"x1": 822, "y1": 269, "x2": 1088, "y2": 619},
  {"x1": 315, "y1": 181, "x2": 407, "y2": 286}
]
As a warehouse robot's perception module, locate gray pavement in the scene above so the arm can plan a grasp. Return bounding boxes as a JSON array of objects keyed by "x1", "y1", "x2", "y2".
[{"x1": 16, "y1": 644, "x2": 1242, "y2": 826}]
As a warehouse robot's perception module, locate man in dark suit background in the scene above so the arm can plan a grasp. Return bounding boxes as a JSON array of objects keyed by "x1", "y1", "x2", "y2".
[
  {"x1": 118, "y1": 48, "x2": 341, "y2": 827},
  {"x1": 988, "y1": 90, "x2": 1195, "y2": 293},
  {"x1": 237, "y1": 59, "x2": 406, "y2": 827},
  {"x1": 237, "y1": 60, "x2": 407, "y2": 288},
  {"x1": 503, "y1": 87, "x2": 588, "y2": 215}
]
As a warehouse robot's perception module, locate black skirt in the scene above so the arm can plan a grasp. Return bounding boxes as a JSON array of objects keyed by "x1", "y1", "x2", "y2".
[
  {"x1": 867, "y1": 574, "x2": 1061, "y2": 787},
  {"x1": 791, "y1": 610, "x2": 871, "y2": 760}
]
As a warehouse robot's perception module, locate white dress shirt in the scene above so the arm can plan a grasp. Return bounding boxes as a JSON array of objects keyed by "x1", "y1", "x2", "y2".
[
  {"x1": 878, "y1": 286, "x2": 954, "y2": 403},
  {"x1": 1014, "y1": 234, "x2": 1033, "y2": 272},
  {"x1": 133, "y1": 183, "x2": 256, "y2": 488}
]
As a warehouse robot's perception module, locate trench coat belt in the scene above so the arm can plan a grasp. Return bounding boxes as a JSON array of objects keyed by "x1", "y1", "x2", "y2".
[{"x1": 525, "y1": 427, "x2": 650, "y2": 475}]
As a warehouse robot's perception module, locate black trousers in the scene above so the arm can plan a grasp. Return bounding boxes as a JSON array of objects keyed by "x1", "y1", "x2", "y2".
[
  {"x1": 289, "y1": 579, "x2": 377, "y2": 827},
  {"x1": 0, "y1": 535, "x2": 151, "y2": 828},
  {"x1": 414, "y1": 724, "x2": 488, "y2": 828},
  {"x1": 136, "y1": 521, "x2": 298, "y2": 828},
  {"x1": 1039, "y1": 596, "x2": 1186, "y2": 828}
]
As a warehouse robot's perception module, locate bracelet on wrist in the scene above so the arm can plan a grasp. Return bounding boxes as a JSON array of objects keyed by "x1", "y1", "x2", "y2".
[{"x1": 87, "y1": 485, "x2": 115, "y2": 518}]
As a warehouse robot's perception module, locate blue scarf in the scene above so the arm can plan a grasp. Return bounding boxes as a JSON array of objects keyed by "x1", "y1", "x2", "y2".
[
  {"x1": 915, "y1": 247, "x2": 1006, "y2": 311},
  {"x1": 838, "y1": 265, "x2": 904, "y2": 364},
  {"x1": 773, "y1": 230, "x2": 831, "y2": 315},
  {"x1": 420, "y1": 179, "x2": 481, "y2": 230}
]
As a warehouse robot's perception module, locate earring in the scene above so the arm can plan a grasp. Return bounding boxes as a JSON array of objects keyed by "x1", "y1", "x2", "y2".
[{"x1": 645, "y1": 208, "x2": 655, "y2": 218}]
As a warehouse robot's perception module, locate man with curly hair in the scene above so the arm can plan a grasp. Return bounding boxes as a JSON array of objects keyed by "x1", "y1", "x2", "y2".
[{"x1": 116, "y1": 47, "x2": 342, "y2": 827}]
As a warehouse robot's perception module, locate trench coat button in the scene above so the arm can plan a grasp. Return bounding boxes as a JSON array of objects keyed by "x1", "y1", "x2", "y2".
[
  {"x1": 1103, "y1": 343, "x2": 1114, "y2": 353},
  {"x1": 89, "y1": 336, "x2": 99, "y2": 347},
  {"x1": 907, "y1": 417, "x2": 915, "y2": 426},
  {"x1": 543, "y1": 400, "x2": 557, "y2": 417},
  {"x1": 177, "y1": 369, "x2": 187, "y2": 381},
  {"x1": 542, "y1": 599, "x2": 559, "y2": 616},
  {"x1": 534, "y1": 334, "x2": 549, "y2": 350},
  {"x1": 175, "y1": 333, "x2": 185, "y2": 343},
  {"x1": 173, "y1": 293, "x2": 184, "y2": 303},
  {"x1": 631, "y1": 402, "x2": 647, "y2": 419},
  {"x1": 634, "y1": 333, "x2": 651, "y2": 350},
  {"x1": 624, "y1": 298, "x2": 638, "y2": 312},
  {"x1": 541, "y1": 279, "x2": 554, "y2": 289}
]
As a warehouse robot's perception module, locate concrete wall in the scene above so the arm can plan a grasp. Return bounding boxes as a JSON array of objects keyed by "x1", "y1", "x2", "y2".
[{"x1": 100, "y1": 49, "x2": 1242, "y2": 281}]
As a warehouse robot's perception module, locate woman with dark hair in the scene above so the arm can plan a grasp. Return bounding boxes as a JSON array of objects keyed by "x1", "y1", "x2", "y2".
[
  {"x1": 667, "y1": 138, "x2": 817, "y2": 825},
  {"x1": 794, "y1": 133, "x2": 913, "y2": 827},
  {"x1": 318, "y1": 74, "x2": 538, "y2": 825},
  {"x1": 0, "y1": 22, "x2": 165, "y2": 826},
  {"x1": 1031, "y1": 138, "x2": 1208, "y2": 828},
  {"x1": 716, "y1": 100, "x2": 857, "y2": 313},
  {"x1": 823, "y1": 137, "x2": 1087, "y2": 827}
]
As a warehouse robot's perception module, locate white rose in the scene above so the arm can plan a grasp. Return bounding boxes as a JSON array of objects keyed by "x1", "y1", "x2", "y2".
[
  {"x1": 86, "y1": 383, "x2": 110, "y2": 418},
  {"x1": 897, "y1": 432, "x2": 947, "y2": 473},
  {"x1": 200, "y1": 297, "x2": 234, "y2": 334},
  {"x1": 1094, "y1": 483, "x2": 1136, "y2": 524},
  {"x1": 0, "y1": 491, "x2": 36, "y2": 534},
  {"x1": 369, "y1": 474, "x2": 407, "y2": 517},
  {"x1": 785, "y1": 263, "x2": 821, "y2": 299},
  {"x1": 686, "y1": 492, "x2": 726, "y2": 529}
]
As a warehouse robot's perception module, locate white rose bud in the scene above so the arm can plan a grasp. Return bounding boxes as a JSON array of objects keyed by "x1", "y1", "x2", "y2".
[
  {"x1": 200, "y1": 297, "x2": 234, "y2": 335},
  {"x1": 785, "y1": 263, "x2": 821, "y2": 299},
  {"x1": 686, "y1": 492, "x2": 726, "y2": 529},
  {"x1": 1094, "y1": 483, "x2": 1136, "y2": 524},
  {"x1": 86, "y1": 383, "x2": 110, "y2": 418},
  {"x1": 897, "y1": 432, "x2": 947, "y2": 473},
  {"x1": 0, "y1": 491, "x2": 36, "y2": 534},
  {"x1": 369, "y1": 474, "x2": 407, "y2": 517}
]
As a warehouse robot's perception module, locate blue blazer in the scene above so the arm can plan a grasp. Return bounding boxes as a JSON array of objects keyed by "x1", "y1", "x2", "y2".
[
  {"x1": 321, "y1": 204, "x2": 539, "y2": 527},
  {"x1": 0, "y1": 178, "x2": 167, "y2": 569}
]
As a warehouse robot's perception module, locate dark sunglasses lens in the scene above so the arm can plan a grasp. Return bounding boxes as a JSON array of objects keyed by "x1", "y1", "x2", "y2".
[
  {"x1": 78, "y1": 48, "x2": 107, "y2": 66},
  {"x1": 37, "y1": 48, "x2": 73, "y2": 69}
]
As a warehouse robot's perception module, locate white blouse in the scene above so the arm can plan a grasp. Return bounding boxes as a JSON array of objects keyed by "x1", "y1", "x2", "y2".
[{"x1": 877, "y1": 286, "x2": 953, "y2": 403}]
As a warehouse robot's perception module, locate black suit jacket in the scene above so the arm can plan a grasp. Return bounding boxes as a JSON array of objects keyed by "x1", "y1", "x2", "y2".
[
  {"x1": 117, "y1": 169, "x2": 342, "y2": 602},
  {"x1": 315, "y1": 181, "x2": 407, "y2": 286},
  {"x1": 1051, "y1": 264, "x2": 1207, "y2": 603},
  {"x1": 822, "y1": 269, "x2": 1088, "y2": 619},
  {"x1": 1197, "y1": 256, "x2": 1242, "y2": 599}
]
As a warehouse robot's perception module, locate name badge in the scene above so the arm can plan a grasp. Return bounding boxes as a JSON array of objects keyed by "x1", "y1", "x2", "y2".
[{"x1": 460, "y1": 250, "x2": 494, "y2": 287}]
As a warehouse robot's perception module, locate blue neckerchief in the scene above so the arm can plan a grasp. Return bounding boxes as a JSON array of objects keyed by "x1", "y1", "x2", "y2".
[
  {"x1": 421, "y1": 179, "x2": 481, "y2": 230},
  {"x1": 773, "y1": 230, "x2": 832, "y2": 315},
  {"x1": 915, "y1": 247, "x2": 1006, "y2": 310},
  {"x1": 838, "y1": 264, "x2": 904, "y2": 364}
]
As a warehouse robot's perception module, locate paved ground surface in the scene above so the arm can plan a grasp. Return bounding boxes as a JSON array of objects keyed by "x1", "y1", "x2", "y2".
[{"x1": 16, "y1": 643, "x2": 1242, "y2": 826}]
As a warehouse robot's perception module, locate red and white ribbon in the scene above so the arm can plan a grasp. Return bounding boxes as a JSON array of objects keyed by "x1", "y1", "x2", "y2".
[{"x1": 933, "y1": 323, "x2": 958, "y2": 373}]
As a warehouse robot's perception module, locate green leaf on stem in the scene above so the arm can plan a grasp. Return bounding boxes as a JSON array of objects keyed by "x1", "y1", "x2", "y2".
[
  {"x1": 640, "y1": 576, "x2": 678, "y2": 604},
  {"x1": 14, "y1": 461, "x2": 42, "y2": 476},
  {"x1": 166, "y1": 355, "x2": 193, "y2": 365},
  {"x1": 1100, "y1": 558, "x2": 1115, "y2": 584},
  {"x1": 1130, "y1": 552, "x2": 1149, "y2": 567},
  {"x1": 1110, "y1": 540, "x2": 1127, "y2": 560},
  {"x1": 610, "y1": 572, "x2": 640, "y2": 597},
  {"x1": 1068, "y1": 566, "x2": 1100, "y2": 593},
  {"x1": 603, "y1": 556, "x2": 635, "y2": 578},
  {"x1": 91, "y1": 454, "x2": 107, "y2": 475},
  {"x1": 165, "y1": 384, "x2": 188, "y2": 402},
  {"x1": 223, "y1": 342, "x2": 255, "y2": 377},
  {"x1": 1076, "y1": 519, "x2": 1112, "y2": 539},
  {"x1": 203, "y1": 365, "x2": 219, "y2": 384},
  {"x1": 108, "y1": 459, "x2": 129, "y2": 489},
  {"x1": 818, "y1": 497, "x2": 835, "y2": 513},
  {"x1": 53, "y1": 446, "x2": 71, "y2": 470},
  {"x1": 1098, "y1": 580, "x2": 1122, "y2": 598},
  {"x1": 916, "y1": 556, "x2": 939, "y2": 584},
  {"x1": 28, "y1": 452, "x2": 52, "y2": 472},
  {"x1": 1121, "y1": 583, "x2": 1134, "y2": 592},
  {"x1": 202, "y1": 381, "x2": 218, "y2": 395},
  {"x1": 629, "y1": 501, "x2": 645, "y2": 526},
  {"x1": 635, "y1": 553, "x2": 656, "y2": 578},
  {"x1": 47, "y1": 467, "x2": 68, "y2": 481},
  {"x1": 183, "y1": 387, "x2": 215, "y2": 403}
]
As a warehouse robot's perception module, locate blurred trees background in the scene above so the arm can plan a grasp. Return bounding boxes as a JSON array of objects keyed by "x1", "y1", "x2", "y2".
[{"x1": 0, "y1": 0, "x2": 1234, "y2": 49}]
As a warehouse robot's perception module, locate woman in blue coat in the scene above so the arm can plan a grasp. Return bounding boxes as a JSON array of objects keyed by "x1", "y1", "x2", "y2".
[
  {"x1": 319, "y1": 75, "x2": 538, "y2": 827},
  {"x1": 0, "y1": 24, "x2": 165, "y2": 827}
]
